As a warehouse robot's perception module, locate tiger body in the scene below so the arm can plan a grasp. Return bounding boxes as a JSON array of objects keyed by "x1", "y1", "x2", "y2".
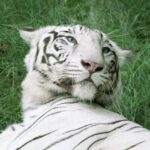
[
  {"x1": 0, "y1": 25, "x2": 150, "y2": 149},
  {"x1": 1, "y1": 97, "x2": 150, "y2": 150}
]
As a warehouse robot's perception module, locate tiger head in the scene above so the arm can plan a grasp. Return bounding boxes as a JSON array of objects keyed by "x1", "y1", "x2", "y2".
[{"x1": 20, "y1": 25, "x2": 131, "y2": 106}]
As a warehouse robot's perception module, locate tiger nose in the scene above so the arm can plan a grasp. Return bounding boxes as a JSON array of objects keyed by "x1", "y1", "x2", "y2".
[{"x1": 81, "y1": 59, "x2": 104, "y2": 73}]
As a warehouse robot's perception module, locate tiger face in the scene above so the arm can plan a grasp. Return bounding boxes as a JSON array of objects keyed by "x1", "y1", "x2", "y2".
[{"x1": 20, "y1": 25, "x2": 131, "y2": 106}]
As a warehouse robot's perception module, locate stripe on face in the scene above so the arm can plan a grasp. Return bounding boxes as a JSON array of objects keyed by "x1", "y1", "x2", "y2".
[{"x1": 35, "y1": 31, "x2": 73, "y2": 66}]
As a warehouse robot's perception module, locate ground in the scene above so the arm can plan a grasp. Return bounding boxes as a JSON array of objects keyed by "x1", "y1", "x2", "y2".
[{"x1": 0, "y1": 0, "x2": 150, "y2": 131}]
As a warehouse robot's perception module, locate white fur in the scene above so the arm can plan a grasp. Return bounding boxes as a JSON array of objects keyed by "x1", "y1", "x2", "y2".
[
  {"x1": 19, "y1": 25, "x2": 132, "y2": 109},
  {"x1": 72, "y1": 81, "x2": 97, "y2": 101},
  {"x1": 1, "y1": 25, "x2": 142, "y2": 150},
  {"x1": 1, "y1": 98, "x2": 150, "y2": 150}
]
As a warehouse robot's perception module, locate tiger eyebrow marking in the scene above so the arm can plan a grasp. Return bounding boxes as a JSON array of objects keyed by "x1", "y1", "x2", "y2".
[
  {"x1": 41, "y1": 36, "x2": 51, "y2": 65},
  {"x1": 46, "y1": 54, "x2": 59, "y2": 61},
  {"x1": 43, "y1": 37, "x2": 50, "y2": 53},
  {"x1": 49, "y1": 31, "x2": 58, "y2": 41},
  {"x1": 60, "y1": 30, "x2": 72, "y2": 34},
  {"x1": 34, "y1": 42, "x2": 40, "y2": 66},
  {"x1": 53, "y1": 57, "x2": 67, "y2": 65}
]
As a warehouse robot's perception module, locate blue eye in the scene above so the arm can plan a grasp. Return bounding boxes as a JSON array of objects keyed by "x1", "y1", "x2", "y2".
[
  {"x1": 66, "y1": 36, "x2": 77, "y2": 45},
  {"x1": 102, "y1": 47, "x2": 111, "y2": 54}
]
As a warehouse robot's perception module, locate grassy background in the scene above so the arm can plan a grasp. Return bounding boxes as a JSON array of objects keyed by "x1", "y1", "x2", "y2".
[{"x1": 0, "y1": 0, "x2": 150, "y2": 131}]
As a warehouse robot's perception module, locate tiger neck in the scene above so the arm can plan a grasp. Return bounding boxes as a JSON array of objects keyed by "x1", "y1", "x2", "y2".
[{"x1": 21, "y1": 70, "x2": 71, "y2": 112}]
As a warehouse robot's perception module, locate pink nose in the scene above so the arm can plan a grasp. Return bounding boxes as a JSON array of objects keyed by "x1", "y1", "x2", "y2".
[{"x1": 81, "y1": 59, "x2": 104, "y2": 73}]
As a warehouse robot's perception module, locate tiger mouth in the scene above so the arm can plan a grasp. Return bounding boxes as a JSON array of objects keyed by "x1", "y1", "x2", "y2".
[
  {"x1": 56, "y1": 77, "x2": 97, "y2": 89},
  {"x1": 84, "y1": 77, "x2": 93, "y2": 82},
  {"x1": 55, "y1": 78, "x2": 74, "y2": 90}
]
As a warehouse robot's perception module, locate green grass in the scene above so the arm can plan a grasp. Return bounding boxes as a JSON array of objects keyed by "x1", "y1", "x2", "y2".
[{"x1": 0, "y1": 0, "x2": 150, "y2": 131}]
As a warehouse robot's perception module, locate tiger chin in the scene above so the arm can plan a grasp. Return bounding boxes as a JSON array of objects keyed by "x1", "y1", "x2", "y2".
[{"x1": 20, "y1": 25, "x2": 131, "y2": 111}]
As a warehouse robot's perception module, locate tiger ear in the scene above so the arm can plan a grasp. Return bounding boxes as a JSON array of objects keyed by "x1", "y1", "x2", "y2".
[
  {"x1": 117, "y1": 49, "x2": 133, "y2": 66},
  {"x1": 19, "y1": 27, "x2": 37, "y2": 45}
]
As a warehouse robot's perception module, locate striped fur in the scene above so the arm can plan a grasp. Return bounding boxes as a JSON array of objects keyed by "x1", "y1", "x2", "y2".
[
  {"x1": 20, "y1": 25, "x2": 131, "y2": 111},
  {"x1": 1, "y1": 97, "x2": 150, "y2": 149},
  {"x1": 2, "y1": 25, "x2": 149, "y2": 150}
]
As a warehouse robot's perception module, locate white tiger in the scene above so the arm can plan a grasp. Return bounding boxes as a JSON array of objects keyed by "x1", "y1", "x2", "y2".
[{"x1": 0, "y1": 25, "x2": 150, "y2": 150}]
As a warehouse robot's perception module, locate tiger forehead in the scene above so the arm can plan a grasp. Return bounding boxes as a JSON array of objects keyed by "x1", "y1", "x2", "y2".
[
  {"x1": 52, "y1": 25, "x2": 101, "y2": 37},
  {"x1": 55, "y1": 25, "x2": 92, "y2": 34},
  {"x1": 39, "y1": 25, "x2": 111, "y2": 47},
  {"x1": 45, "y1": 28, "x2": 101, "y2": 41}
]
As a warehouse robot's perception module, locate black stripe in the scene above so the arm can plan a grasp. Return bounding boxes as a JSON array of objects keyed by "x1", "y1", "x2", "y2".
[
  {"x1": 34, "y1": 68, "x2": 49, "y2": 79},
  {"x1": 53, "y1": 57, "x2": 67, "y2": 65},
  {"x1": 87, "y1": 137, "x2": 107, "y2": 150},
  {"x1": 41, "y1": 56, "x2": 47, "y2": 63},
  {"x1": 64, "y1": 124, "x2": 94, "y2": 134},
  {"x1": 125, "y1": 126, "x2": 141, "y2": 131},
  {"x1": 43, "y1": 124, "x2": 97, "y2": 150},
  {"x1": 12, "y1": 97, "x2": 72, "y2": 141},
  {"x1": 16, "y1": 130, "x2": 56, "y2": 150},
  {"x1": 42, "y1": 37, "x2": 51, "y2": 65},
  {"x1": 72, "y1": 123, "x2": 128, "y2": 149},
  {"x1": 44, "y1": 122, "x2": 128, "y2": 150},
  {"x1": 105, "y1": 119, "x2": 127, "y2": 125},
  {"x1": 135, "y1": 129, "x2": 148, "y2": 133},
  {"x1": 68, "y1": 28, "x2": 72, "y2": 34},
  {"x1": 79, "y1": 26, "x2": 83, "y2": 31},
  {"x1": 11, "y1": 125, "x2": 16, "y2": 131},
  {"x1": 54, "y1": 44, "x2": 60, "y2": 51},
  {"x1": 49, "y1": 96, "x2": 74, "y2": 106},
  {"x1": 49, "y1": 31, "x2": 58, "y2": 41},
  {"x1": 57, "y1": 101, "x2": 80, "y2": 106},
  {"x1": 42, "y1": 110, "x2": 69, "y2": 120},
  {"x1": 125, "y1": 141, "x2": 145, "y2": 150},
  {"x1": 12, "y1": 106, "x2": 63, "y2": 141},
  {"x1": 108, "y1": 50, "x2": 118, "y2": 74},
  {"x1": 34, "y1": 42, "x2": 40, "y2": 66},
  {"x1": 57, "y1": 35, "x2": 67, "y2": 38},
  {"x1": 100, "y1": 33, "x2": 103, "y2": 40},
  {"x1": 46, "y1": 54, "x2": 59, "y2": 61},
  {"x1": 60, "y1": 30, "x2": 72, "y2": 34},
  {"x1": 43, "y1": 37, "x2": 50, "y2": 53}
]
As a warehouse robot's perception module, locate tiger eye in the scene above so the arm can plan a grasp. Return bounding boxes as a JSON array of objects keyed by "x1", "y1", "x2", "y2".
[
  {"x1": 102, "y1": 47, "x2": 111, "y2": 54},
  {"x1": 66, "y1": 36, "x2": 77, "y2": 45}
]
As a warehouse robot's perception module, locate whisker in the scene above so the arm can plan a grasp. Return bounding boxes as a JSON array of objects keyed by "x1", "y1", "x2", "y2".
[
  {"x1": 66, "y1": 65, "x2": 78, "y2": 67},
  {"x1": 100, "y1": 74, "x2": 109, "y2": 80},
  {"x1": 64, "y1": 69, "x2": 82, "y2": 72}
]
